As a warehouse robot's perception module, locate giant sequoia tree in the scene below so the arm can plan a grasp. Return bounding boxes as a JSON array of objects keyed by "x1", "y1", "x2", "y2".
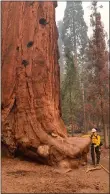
[{"x1": 1, "y1": 1, "x2": 90, "y2": 167}]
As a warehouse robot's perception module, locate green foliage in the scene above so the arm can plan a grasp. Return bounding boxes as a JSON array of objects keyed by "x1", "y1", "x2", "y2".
[
  {"x1": 59, "y1": 1, "x2": 109, "y2": 138},
  {"x1": 83, "y1": 1, "x2": 109, "y2": 134},
  {"x1": 62, "y1": 1, "x2": 88, "y2": 55},
  {"x1": 61, "y1": 52, "x2": 83, "y2": 128},
  {"x1": 59, "y1": 2, "x2": 88, "y2": 133}
]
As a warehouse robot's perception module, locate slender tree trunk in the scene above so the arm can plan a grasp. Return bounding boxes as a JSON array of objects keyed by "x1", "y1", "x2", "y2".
[
  {"x1": 96, "y1": 73, "x2": 108, "y2": 148},
  {"x1": 69, "y1": 75, "x2": 74, "y2": 136},
  {"x1": 81, "y1": 83, "x2": 86, "y2": 133},
  {"x1": 100, "y1": 94, "x2": 108, "y2": 148},
  {"x1": 1, "y1": 1, "x2": 90, "y2": 166},
  {"x1": 72, "y1": 3, "x2": 77, "y2": 68}
]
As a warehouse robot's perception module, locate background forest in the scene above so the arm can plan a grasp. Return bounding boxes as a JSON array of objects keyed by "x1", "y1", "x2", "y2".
[{"x1": 57, "y1": 1, "x2": 109, "y2": 147}]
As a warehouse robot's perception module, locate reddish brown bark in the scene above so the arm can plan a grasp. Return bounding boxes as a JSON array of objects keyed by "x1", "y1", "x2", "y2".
[{"x1": 2, "y1": 1, "x2": 90, "y2": 167}]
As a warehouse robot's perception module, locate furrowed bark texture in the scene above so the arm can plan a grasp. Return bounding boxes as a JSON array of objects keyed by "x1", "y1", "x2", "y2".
[{"x1": 2, "y1": 1, "x2": 90, "y2": 167}]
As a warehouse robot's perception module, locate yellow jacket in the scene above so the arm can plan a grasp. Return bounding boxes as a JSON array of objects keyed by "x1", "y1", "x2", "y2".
[
  {"x1": 82, "y1": 133, "x2": 100, "y2": 146},
  {"x1": 90, "y1": 133, "x2": 100, "y2": 146}
]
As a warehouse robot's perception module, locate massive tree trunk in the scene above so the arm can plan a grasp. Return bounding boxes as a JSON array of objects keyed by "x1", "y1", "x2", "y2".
[{"x1": 1, "y1": 1, "x2": 90, "y2": 167}]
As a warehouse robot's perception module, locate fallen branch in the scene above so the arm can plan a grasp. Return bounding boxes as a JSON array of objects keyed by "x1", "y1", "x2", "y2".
[
  {"x1": 100, "y1": 164, "x2": 109, "y2": 174},
  {"x1": 86, "y1": 166, "x2": 101, "y2": 173}
]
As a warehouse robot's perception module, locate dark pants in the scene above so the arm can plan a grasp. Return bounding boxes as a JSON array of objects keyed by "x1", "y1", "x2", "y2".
[{"x1": 91, "y1": 144, "x2": 101, "y2": 165}]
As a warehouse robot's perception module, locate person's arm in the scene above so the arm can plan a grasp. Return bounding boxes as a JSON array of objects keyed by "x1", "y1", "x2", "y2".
[{"x1": 96, "y1": 135, "x2": 100, "y2": 146}]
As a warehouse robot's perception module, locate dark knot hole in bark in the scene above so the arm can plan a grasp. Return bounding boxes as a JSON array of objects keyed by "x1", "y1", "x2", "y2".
[
  {"x1": 16, "y1": 46, "x2": 19, "y2": 51},
  {"x1": 22, "y1": 60, "x2": 29, "y2": 67},
  {"x1": 39, "y1": 18, "x2": 49, "y2": 25},
  {"x1": 27, "y1": 41, "x2": 34, "y2": 48}
]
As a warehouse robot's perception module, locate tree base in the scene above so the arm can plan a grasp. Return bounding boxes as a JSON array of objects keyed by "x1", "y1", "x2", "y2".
[{"x1": 2, "y1": 134, "x2": 90, "y2": 169}]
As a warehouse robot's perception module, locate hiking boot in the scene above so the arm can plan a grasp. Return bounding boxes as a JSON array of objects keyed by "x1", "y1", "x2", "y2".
[{"x1": 91, "y1": 163, "x2": 96, "y2": 168}]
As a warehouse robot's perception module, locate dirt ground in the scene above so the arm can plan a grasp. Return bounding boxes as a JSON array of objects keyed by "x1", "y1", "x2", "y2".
[{"x1": 2, "y1": 147, "x2": 109, "y2": 193}]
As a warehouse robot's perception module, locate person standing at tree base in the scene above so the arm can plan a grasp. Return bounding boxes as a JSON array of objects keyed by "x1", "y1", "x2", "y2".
[{"x1": 90, "y1": 128, "x2": 101, "y2": 166}]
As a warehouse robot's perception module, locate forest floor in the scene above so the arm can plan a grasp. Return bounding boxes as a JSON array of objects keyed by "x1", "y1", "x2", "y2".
[{"x1": 2, "y1": 147, "x2": 109, "y2": 193}]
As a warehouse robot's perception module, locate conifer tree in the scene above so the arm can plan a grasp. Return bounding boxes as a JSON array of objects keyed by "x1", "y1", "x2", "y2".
[
  {"x1": 61, "y1": 52, "x2": 83, "y2": 135},
  {"x1": 86, "y1": 1, "x2": 109, "y2": 147},
  {"x1": 62, "y1": 1, "x2": 88, "y2": 57}
]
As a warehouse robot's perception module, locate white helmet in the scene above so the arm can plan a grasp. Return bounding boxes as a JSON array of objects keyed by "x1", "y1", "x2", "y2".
[{"x1": 92, "y1": 128, "x2": 96, "y2": 133}]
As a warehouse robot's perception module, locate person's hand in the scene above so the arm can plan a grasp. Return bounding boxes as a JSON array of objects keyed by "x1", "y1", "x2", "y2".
[{"x1": 94, "y1": 144, "x2": 97, "y2": 148}]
